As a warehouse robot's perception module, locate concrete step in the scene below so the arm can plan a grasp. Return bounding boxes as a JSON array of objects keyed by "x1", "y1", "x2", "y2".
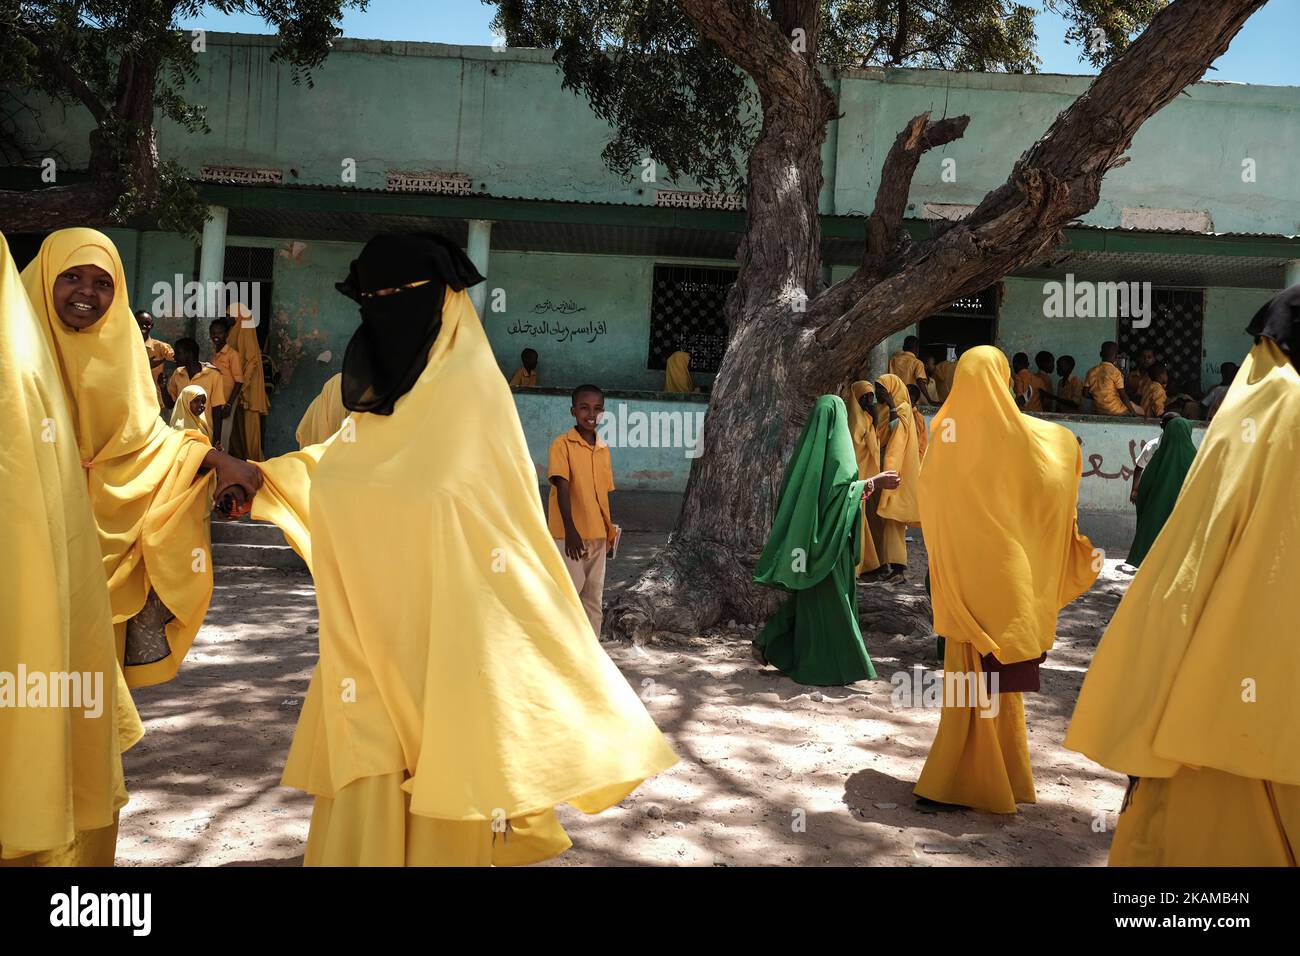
[
  {"x1": 210, "y1": 518, "x2": 286, "y2": 545},
  {"x1": 212, "y1": 540, "x2": 307, "y2": 571}
]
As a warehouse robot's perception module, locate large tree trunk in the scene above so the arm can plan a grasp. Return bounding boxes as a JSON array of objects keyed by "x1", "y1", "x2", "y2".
[{"x1": 608, "y1": 0, "x2": 1266, "y2": 642}]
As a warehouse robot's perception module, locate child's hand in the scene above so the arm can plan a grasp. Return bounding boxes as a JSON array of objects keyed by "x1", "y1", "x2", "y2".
[{"x1": 564, "y1": 528, "x2": 587, "y2": 561}]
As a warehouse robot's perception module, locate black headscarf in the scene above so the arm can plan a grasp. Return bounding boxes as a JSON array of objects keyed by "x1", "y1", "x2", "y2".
[
  {"x1": 336, "y1": 232, "x2": 485, "y2": 415},
  {"x1": 1247, "y1": 282, "x2": 1300, "y2": 359}
]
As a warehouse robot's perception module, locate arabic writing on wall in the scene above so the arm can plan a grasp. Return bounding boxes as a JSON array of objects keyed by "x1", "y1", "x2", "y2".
[
  {"x1": 507, "y1": 318, "x2": 608, "y2": 344},
  {"x1": 1077, "y1": 435, "x2": 1141, "y2": 481}
]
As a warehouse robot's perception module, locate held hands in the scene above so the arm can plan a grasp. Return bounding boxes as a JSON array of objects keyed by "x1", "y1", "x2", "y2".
[
  {"x1": 863, "y1": 470, "x2": 902, "y2": 500},
  {"x1": 207, "y1": 450, "x2": 263, "y2": 520}
]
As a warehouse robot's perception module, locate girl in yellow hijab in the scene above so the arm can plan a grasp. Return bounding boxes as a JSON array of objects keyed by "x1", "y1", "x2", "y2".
[
  {"x1": 21, "y1": 229, "x2": 261, "y2": 689},
  {"x1": 914, "y1": 346, "x2": 1098, "y2": 814},
  {"x1": 0, "y1": 231, "x2": 141, "y2": 867},
  {"x1": 1066, "y1": 287, "x2": 1300, "y2": 865},
  {"x1": 844, "y1": 381, "x2": 883, "y2": 575},
  {"x1": 250, "y1": 234, "x2": 677, "y2": 866},
  {"x1": 169, "y1": 384, "x2": 211, "y2": 438},
  {"x1": 874, "y1": 373, "x2": 921, "y2": 584},
  {"x1": 226, "y1": 302, "x2": 270, "y2": 460},
  {"x1": 664, "y1": 349, "x2": 696, "y2": 393}
]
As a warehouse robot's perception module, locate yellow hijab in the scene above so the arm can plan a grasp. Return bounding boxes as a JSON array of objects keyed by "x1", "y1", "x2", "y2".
[
  {"x1": 664, "y1": 350, "x2": 695, "y2": 393},
  {"x1": 294, "y1": 372, "x2": 348, "y2": 448},
  {"x1": 252, "y1": 289, "x2": 677, "y2": 822},
  {"x1": 0, "y1": 231, "x2": 139, "y2": 858},
  {"x1": 227, "y1": 302, "x2": 269, "y2": 460},
  {"x1": 874, "y1": 373, "x2": 921, "y2": 525},
  {"x1": 1066, "y1": 338, "x2": 1300, "y2": 784},
  {"x1": 21, "y1": 229, "x2": 214, "y2": 688},
  {"x1": 845, "y1": 380, "x2": 883, "y2": 573},
  {"x1": 169, "y1": 383, "x2": 211, "y2": 438},
  {"x1": 919, "y1": 346, "x2": 1097, "y2": 664}
]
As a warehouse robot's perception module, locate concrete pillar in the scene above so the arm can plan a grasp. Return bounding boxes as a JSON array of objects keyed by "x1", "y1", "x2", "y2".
[
  {"x1": 196, "y1": 205, "x2": 228, "y2": 341},
  {"x1": 467, "y1": 219, "x2": 493, "y2": 316},
  {"x1": 1285, "y1": 260, "x2": 1300, "y2": 289}
]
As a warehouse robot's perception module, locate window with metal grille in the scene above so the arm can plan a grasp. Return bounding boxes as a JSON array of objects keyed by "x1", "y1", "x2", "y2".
[
  {"x1": 192, "y1": 245, "x2": 275, "y2": 349},
  {"x1": 1118, "y1": 287, "x2": 1204, "y2": 396},
  {"x1": 647, "y1": 264, "x2": 736, "y2": 373},
  {"x1": 918, "y1": 286, "x2": 999, "y2": 361}
]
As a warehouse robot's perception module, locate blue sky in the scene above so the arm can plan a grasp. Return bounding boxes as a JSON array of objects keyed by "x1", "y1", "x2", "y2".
[{"x1": 177, "y1": 0, "x2": 1297, "y2": 86}]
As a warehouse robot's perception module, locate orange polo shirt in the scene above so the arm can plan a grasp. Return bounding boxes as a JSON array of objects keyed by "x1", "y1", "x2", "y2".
[
  {"x1": 167, "y1": 364, "x2": 226, "y2": 432},
  {"x1": 1013, "y1": 368, "x2": 1039, "y2": 410},
  {"x1": 547, "y1": 427, "x2": 615, "y2": 541},
  {"x1": 887, "y1": 351, "x2": 927, "y2": 387},
  {"x1": 509, "y1": 367, "x2": 538, "y2": 387},
  {"x1": 1142, "y1": 381, "x2": 1167, "y2": 418},
  {"x1": 144, "y1": 337, "x2": 174, "y2": 403},
  {"x1": 1057, "y1": 374, "x2": 1084, "y2": 409},
  {"x1": 211, "y1": 344, "x2": 243, "y2": 403},
  {"x1": 1085, "y1": 361, "x2": 1128, "y2": 415},
  {"x1": 1031, "y1": 371, "x2": 1054, "y2": 411},
  {"x1": 932, "y1": 360, "x2": 956, "y2": 402}
]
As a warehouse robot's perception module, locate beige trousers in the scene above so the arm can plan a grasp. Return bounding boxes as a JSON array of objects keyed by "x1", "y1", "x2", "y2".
[
  {"x1": 219, "y1": 409, "x2": 235, "y2": 450},
  {"x1": 557, "y1": 538, "x2": 608, "y2": 637}
]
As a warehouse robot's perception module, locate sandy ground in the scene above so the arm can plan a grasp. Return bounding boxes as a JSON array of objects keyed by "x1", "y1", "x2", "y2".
[{"x1": 120, "y1": 532, "x2": 1133, "y2": 867}]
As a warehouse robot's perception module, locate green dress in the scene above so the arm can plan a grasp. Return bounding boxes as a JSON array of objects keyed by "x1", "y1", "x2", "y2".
[
  {"x1": 1128, "y1": 417, "x2": 1198, "y2": 567},
  {"x1": 753, "y1": 395, "x2": 876, "y2": 686}
]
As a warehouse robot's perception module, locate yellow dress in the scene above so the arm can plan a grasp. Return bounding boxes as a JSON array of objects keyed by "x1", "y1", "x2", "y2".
[
  {"x1": 874, "y1": 373, "x2": 921, "y2": 567},
  {"x1": 844, "y1": 381, "x2": 882, "y2": 574},
  {"x1": 1066, "y1": 337, "x2": 1300, "y2": 865},
  {"x1": 294, "y1": 372, "x2": 348, "y2": 448},
  {"x1": 252, "y1": 289, "x2": 678, "y2": 866},
  {"x1": 663, "y1": 350, "x2": 695, "y2": 393},
  {"x1": 0, "y1": 231, "x2": 141, "y2": 866},
  {"x1": 228, "y1": 303, "x2": 269, "y2": 460},
  {"x1": 21, "y1": 229, "x2": 215, "y2": 689},
  {"x1": 915, "y1": 347, "x2": 1097, "y2": 813}
]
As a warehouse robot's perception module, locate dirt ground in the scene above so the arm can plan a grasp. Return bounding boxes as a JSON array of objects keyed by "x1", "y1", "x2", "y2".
[{"x1": 120, "y1": 532, "x2": 1133, "y2": 867}]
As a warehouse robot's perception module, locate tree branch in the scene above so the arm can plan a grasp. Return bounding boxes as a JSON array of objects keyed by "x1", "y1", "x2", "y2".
[{"x1": 677, "y1": 0, "x2": 820, "y2": 100}]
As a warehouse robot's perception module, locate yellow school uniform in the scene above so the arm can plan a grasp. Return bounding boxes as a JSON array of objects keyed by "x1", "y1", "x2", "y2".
[
  {"x1": 1141, "y1": 381, "x2": 1167, "y2": 418},
  {"x1": 932, "y1": 359, "x2": 957, "y2": 402},
  {"x1": 664, "y1": 351, "x2": 694, "y2": 392},
  {"x1": 1085, "y1": 361, "x2": 1128, "y2": 415},
  {"x1": 21, "y1": 229, "x2": 215, "y2": 690},
  {"x1": 1125, "y1": 369, "x2": 1149, "y2": 402},
  {"x1": 249, "y1": 288, "x2": 676, "y2": 866},
  {"x1": 1013, "y1": 368, "x2": 1040, "y2": 411},
  {"x1": 844, "y1": 381, "x2": 882, "y2": 575},
  {"x1": 875, "y1": 373, "x2": 921, "y2": 566},
  {"x1": 169, "y1": 383, "x2": 211, "y2": 439},
  {"x1": 1066, "y1": 337, "x2": 1300, "y2": 865},
  {"x1": 295, "y1": 373, "x2": 348, "y2": 448},
  {"x1": 0, "y1": 231, "x2": 139, "y2": 866},
  {"x1": 228, "y1": 305, "x2": 269, "y2": 460},
  {"x1": 1057, "y1": 373, "x2": 1084, "y2": 409},
  {"x1": 167, "y1": 364, "x2": 226, "y2": 434},
  {"x1": 915, "y1": 346, "x2": 1098, "y2": 813},
  {"x1": 143, "y1": 337, "x2": 173, "y2": 405},
  {"x1": 887, "y1": 350, "x2": 926, "y2": 387},
  {"x1": 509, "y1": 367, "x2": 538, "y2": 387},
  {"x1": 547, "y1": 428, "x2": 615, "y2": 542},
  {"x1": 211, "y1": 343, "x2": 243, "y2": 402}
]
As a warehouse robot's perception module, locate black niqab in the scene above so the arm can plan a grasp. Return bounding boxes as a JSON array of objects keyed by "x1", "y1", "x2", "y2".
[
  {"x1": 1246, "y1": 282, "x2": 1300, "y2": 359},
  {"x1": 336, "y1": 233, "x2": 485, "y2": 415}
]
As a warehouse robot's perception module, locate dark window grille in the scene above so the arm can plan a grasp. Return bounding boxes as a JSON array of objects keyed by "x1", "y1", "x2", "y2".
[
  {"x1": 647, "y1": 264, "x2": 736, "y2": 373},
  {"x1": 919, "y1": 286, "x2": 999, "y2": 360},
  {"x1": 1118, "y1": 287, "x2": 1204, "y2": 396}
]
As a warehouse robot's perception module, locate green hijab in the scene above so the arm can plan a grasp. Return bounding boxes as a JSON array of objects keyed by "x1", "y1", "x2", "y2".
[
  {"x1": 754, "y1": 395, "x2": 867, "y2": 590},
  {"x1": 1128, "y1": 416, "x2": 1198, "y2": 567}
]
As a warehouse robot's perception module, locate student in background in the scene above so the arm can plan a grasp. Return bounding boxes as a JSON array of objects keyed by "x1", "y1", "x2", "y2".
[
  {"x1": 1084, "y1": 341, "x2": 1143, "y2": 416},
  {"x1": 548, "y1": 384, "x2": 618, "y2": 637},
  {"x1": 844, "y1": 381, "x2": 884, "y2": 578},
  {"x1": 663, "y1": 350, "x2": 697, "y2": 393},
  {"x1": 873, "y1": 374, "x2": 922, "y2": 585},
  {"x1": 167, "y1": 337, "x2": 226, "y2": 441},
  {"x1": 1201, "y1": 361, "x2": 1239, "y2": 421},
  {"x1": 1032, "y1": 351, "x2": 1057, "y2": 412},
  {"x1": 226, "y1": 303, "x2": 270, "y2": 461},
  {"x1": 136, "y1": 309, "x2": 173, "y2": 408},
  {"x1": 168, "y1": 383, "x2": 211, "y2": 439},
  {"x1": 888, "y1": 335, "x2": 928, "y2": 391},
  {"x1": 907, "y1": 383, "x2": 929, "y2": 458},
  {"x1": 209, "y1": 318, "x2": 243, "y2": 452},
  {"x1": 930, "y1": 348, "x2": 958, "y2": 403},
  {"x1": 1141, "y1": 362, "x2": 1169, "y2": 417},
  {"x1": 509, "y1": 348, "x2": 539, "y2": 387},
  {"x1": 1124, "y1": 413, "x2": 1195, "y2": 571},
  {"x1": 1055, "y1": 355, "x2": 1084, "y2": 412},
  {"x1": 1126, "y1": 347, "x2": 1156, "y2": 401},
  {"x1": 1011, "y1": 352, "x2": 1037, "y2": 410}
]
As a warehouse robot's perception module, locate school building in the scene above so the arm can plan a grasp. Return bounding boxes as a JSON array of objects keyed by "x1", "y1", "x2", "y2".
[{"x1": 7, "y1": 33, "x2": 1300, "y2": 544}]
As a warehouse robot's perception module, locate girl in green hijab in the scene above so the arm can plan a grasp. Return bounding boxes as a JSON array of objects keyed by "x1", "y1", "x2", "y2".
[
  {"x1": 1127, "y1": 415, "x2": 1198, "y2": 567},
  {"x1": 752, "y1": 395, "x2": 900, "y2": 685}
]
